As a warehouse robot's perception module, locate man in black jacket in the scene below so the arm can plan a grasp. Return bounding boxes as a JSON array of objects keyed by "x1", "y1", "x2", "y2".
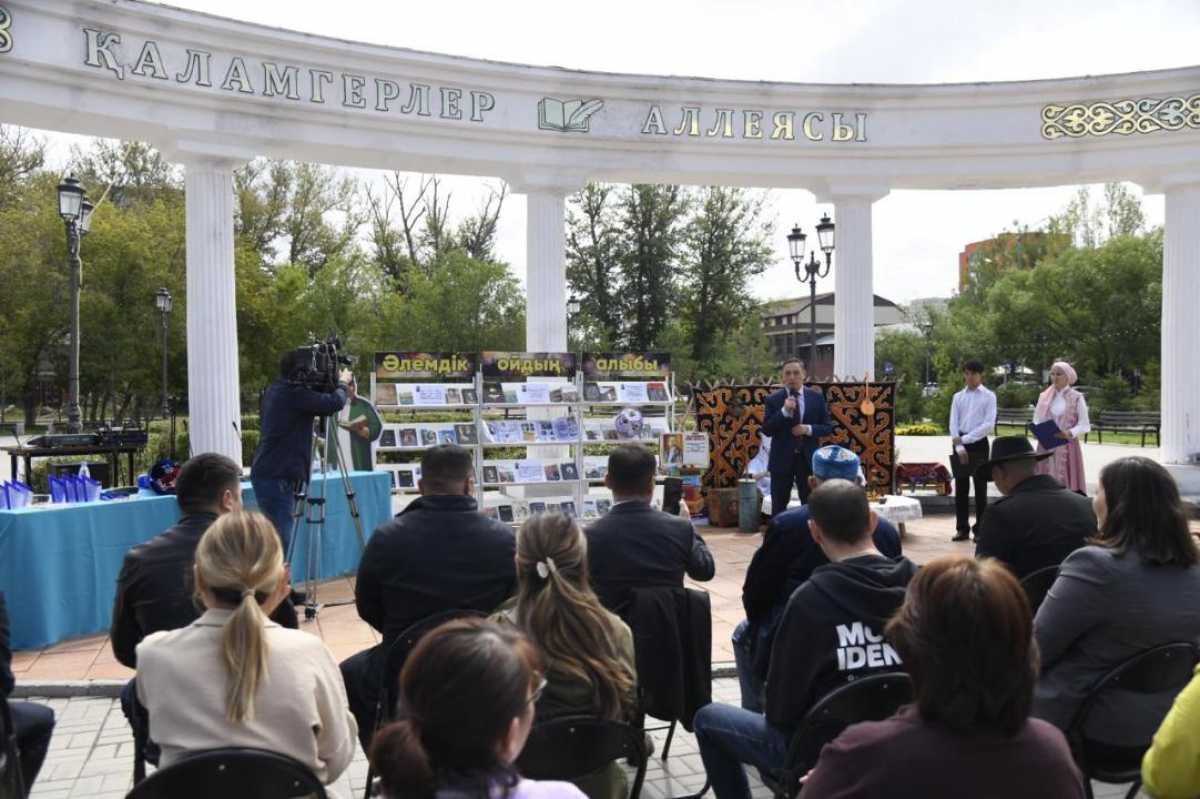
[
  {"x1": 585, "y1": 444, "x2": 715, "y2": 617},
  {"x1": 110, "y1": 453, "x2": 298, "y2": 760},
  {"x1": 974, "y1": 436, "x2": 1096, "y2": 580},
  {"x1": 1, "y1": 592, "x2": 55, "y2": 791},
  {"x1": 340, "y1": 445, "x2": 516, "y2": 748},
  {"x1": 694, "y1": 480, "x2": 917, "y2": 799},
  {"x1": 736, "y1": 445, "x2": 902, "y2": 710},
  {"x1": 760, "y1": 358, "x2": 833, "y2": 515},
  {"x1": 250, "y1": 348, "x2": 350, "y2": 553}
]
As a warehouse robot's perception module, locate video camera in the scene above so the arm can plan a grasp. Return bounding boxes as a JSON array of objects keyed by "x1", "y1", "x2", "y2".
[{"x1": 287, "y1": 334, "x2": 355, "y2": 393}]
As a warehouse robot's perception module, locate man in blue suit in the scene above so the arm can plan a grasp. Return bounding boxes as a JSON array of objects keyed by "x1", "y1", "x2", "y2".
[{"x1": 761, "y1": 358, "x2": 833, "y2": 515}]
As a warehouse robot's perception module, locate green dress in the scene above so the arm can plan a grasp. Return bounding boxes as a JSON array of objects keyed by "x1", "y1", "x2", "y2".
[{"x1": 328, "y1": 395, "x2": 384, "y2": 472}]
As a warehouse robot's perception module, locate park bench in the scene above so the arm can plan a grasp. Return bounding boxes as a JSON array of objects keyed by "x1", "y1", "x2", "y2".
[
  {"x1": 1086, "y1": 411, "x2": 1161, "y2": 447},
  {"x1": 994, "y1": 408, "x2": 1033, "y2": 435}
]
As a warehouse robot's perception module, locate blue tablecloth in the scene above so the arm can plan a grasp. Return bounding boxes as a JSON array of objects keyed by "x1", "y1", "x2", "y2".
[{"x1": 0, "y1": 470, "x2": 392, "y2": 650}]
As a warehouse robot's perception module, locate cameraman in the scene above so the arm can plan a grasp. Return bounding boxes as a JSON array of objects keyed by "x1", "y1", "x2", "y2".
[{"x1": 250, "y1": 348, "x2": 351, "y2": 555}]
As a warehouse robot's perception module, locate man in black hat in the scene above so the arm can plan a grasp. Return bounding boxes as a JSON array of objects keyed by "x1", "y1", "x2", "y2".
[{"x1": 974, "y1": 436, "x2": 1096, "y2": 580}]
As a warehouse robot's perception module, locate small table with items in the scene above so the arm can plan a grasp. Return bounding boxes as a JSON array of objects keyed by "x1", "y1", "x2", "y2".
[{"x1": 4, "y1": 442, "x2": 142, "y2": 487}]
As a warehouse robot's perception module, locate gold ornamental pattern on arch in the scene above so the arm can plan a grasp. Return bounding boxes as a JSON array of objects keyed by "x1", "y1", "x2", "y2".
[{"x1": 1041, "y1": 94, "x2": 1200, "y2": 139}]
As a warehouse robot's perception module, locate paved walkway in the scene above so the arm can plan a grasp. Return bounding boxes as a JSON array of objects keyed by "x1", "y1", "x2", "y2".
[{"x1": 22, "y1": 679, "x2": 1137, "y2": 799}]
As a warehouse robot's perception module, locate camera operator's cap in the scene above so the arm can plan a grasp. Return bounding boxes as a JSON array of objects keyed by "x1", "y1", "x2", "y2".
[{"x1": 812, "y1": 445, "x2": 862, "y2": 482}]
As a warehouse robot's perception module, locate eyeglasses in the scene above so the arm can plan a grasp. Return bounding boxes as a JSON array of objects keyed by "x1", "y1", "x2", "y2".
[{"x1": 527, "y1": 674, "x2": 548, "y2": 706}]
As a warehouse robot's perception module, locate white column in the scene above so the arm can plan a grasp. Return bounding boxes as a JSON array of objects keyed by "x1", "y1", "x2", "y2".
[
  {"x1": 184, "y1": 157, "x2": 243, "y2": 465},
  {"x1": 1161, "y1": 181, "x2": 1200, "y2": 463},
  {"x1": 524, "y1": 189, "x2": 570, "y2": 351},
  {"x1": 830, "y1": 188, "x2": 887, "y2": 380}
]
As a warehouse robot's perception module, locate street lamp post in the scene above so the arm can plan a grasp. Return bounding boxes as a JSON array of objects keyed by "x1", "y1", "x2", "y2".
[
  {"x1": 566, "y1": 294, "x2": 581, "y2": 344},
  {"x1": 57, "y1": 175, "x2": 94, "y2": 434},
  {"x1": 787, "y1": 214, "x2": 836, "y2": 374},
  {"x1": 155, "y1": 288, "x2": 173, "y2": 420}
]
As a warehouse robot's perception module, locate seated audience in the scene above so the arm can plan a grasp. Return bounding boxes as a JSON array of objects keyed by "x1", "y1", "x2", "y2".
[
  {"x1": 495, "y1": 513, "x2": 637, "y2": 799},
  {"x1": 369, "y1": 618, "x2": 585, "y2": 799},
  {"x1": 1, "y1": 591, "x2": 56, "y2": 792},
  {"x1": 1034, "y1": 456, "x2": 1200, "y2": 748},
  {"x1": 737, "y1": 445, "x2": 901, "y2": 710},
  {"x1": 802, "y1": 555, "x2": 1085, "y2": 798},
  {"x1": 974, "y1": 436, "x2": 1096, "y2": 580},
  {"x1": 1142, "y1": 664, "x2": 1200, "y2": 799},
  {"x1": 135, "y1": 511, "x2": 356, "y2": 794},
  {"x1": 693, "y1": 480, "x2": 917, "y2": 799},
  {"x1": 586, "y1": 444, "x2": 715, "y2": 616},
  {"x1": 110, "y1": 453, "x2": 298, "y2": 761},
  {"x1": 341, "y1": 445, "x2": 516, "y2": 748}
]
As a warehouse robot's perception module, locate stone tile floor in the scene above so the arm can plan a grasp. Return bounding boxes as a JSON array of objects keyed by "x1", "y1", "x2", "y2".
[{"x1": 23, "y1": 678, "x2": 1139, "y2": 798}]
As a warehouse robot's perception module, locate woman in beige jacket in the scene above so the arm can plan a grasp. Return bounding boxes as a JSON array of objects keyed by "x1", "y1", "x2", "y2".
[{"x1": 135, "y1": 510, "x2": 357, "y2": 793}]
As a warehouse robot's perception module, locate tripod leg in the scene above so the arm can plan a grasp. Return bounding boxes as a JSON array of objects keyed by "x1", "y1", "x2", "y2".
[{"x1": 329, "y1": 427, "x2": 368, "y2": 551}]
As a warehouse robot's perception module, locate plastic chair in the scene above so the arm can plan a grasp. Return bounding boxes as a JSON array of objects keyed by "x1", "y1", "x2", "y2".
[
  {"x1": 1067, "y1": 642, "x2": 1199, "y2": 799},
  {"x1": 124, "y1": 747, "x2": 326, "y2": 799},
  {"x1": 1, "y1": 700, "x2": 27, "y2": 799},
  {"x1": 1019, "y1": 564, "x2": 1061, "y2": 616},
  {"x1": 761, "y1": 672, "x2": 914, "y2": 799},
  {"x1": 517, "y1": 715, "x2": 649, "y2": 799},
  {"x1": 362, "y1": 608, "x2": 486, "y2": 798}
]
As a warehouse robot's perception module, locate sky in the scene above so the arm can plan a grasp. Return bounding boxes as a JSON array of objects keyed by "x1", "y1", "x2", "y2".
[{"x1": 33, "y1": 0, "x2": 1200, "y2": 304}]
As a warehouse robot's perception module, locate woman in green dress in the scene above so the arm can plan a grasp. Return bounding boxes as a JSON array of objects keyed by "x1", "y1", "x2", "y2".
[{"x1": 328, "y1": 376, "x2": 384, "y2": 472}]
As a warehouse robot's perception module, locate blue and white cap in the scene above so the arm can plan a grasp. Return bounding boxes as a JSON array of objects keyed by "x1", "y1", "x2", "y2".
[{"x1": 811, "y1": 445, "x2": 862, "y2": 482}]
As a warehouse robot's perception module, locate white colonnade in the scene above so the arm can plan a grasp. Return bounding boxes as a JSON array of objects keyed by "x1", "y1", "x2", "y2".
[{"x1": 1160, "y1": 180, "x2": 1200, "y2": 464}]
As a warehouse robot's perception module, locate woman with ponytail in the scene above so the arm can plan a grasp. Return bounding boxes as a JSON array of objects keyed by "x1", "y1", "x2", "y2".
[
  {"x1": 369, "y1": 618, "x2": 585, "y2": 799},
  {"x1": 495, "y1": 513, "x2": 638, "y2": 799},
  {"x1": 135, "y1": 510, "x2": 357, "y2": 794}
]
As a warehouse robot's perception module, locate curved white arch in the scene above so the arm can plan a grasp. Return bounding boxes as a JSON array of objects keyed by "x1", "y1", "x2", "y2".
[{"x1": 2, "y1": 0, "x2": 1198, "y2": 465}]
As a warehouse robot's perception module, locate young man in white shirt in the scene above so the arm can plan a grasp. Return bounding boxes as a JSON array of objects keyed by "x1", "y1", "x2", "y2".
[{"x1": 948, "y1": 359, "x2": 997, "y2": 541}]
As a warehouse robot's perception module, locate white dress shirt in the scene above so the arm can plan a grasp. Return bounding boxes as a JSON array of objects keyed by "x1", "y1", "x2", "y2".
[
  {"x1": 1034, "y1": 389, "x2": 1092, "y2": 437},
  {"x1": 949, "y1": 385, "x2": 997, "y2": 444}
]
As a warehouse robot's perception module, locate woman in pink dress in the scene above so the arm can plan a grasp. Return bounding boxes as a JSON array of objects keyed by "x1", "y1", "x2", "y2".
[{"x1": 1033, "y1": 362, "x2": 1090, "y2": 494}]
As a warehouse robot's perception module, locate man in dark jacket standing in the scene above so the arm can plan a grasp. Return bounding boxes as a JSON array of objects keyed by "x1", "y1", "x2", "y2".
[
  {"x1": 761, "y1": 358, "x2": 832, "y2": 515},
  {"x1": 974, "y1": 436, "x2": 1096, "y2": 580},
  {"x1": 694, "y1": 480, "x2": 917, "y2": 799},
  {"x1": 736, "y1": 445, "x2": 902, "y2": 710},
  {"x1": 110, "y1": 453, "x2": 298, "y2": 761},
  {"x1": 340, "y1": 445, "x2": 516, "y2": 749},
  {"x1": 250, "y1": 348, "x2": 350, "y2": 554},
  {"x1": 586, "y1": 444, "x2": 715, "y2": 617}
]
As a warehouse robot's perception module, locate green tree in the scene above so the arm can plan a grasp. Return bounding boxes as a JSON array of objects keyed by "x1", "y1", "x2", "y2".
[
  {"x1": 875, "y1": 329, "x2": 927, "y2": 422},
  {"x1": 566, "y1": 183, "x2": 625, "y2": 345},
  {"x1": 677, "y1": 186, "x2": 773, "y2": 372},
  {"x1": 620, "y1": 184, "x2": 688, "y2": 349}
]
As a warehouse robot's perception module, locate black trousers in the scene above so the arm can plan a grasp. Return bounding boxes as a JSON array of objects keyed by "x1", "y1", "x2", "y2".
[
  {"x1": 952, "y1": 439, "x2": 990, "y2": 534},
  {"x1": 340, "y1": 644, "x2": 383, "y2": 753},
  {"x1": 770, "y1": 452, "x2": 812, "y2": 516},
  {"x1": 9, "y1": 700, "x2": 54, "y2": 790}
]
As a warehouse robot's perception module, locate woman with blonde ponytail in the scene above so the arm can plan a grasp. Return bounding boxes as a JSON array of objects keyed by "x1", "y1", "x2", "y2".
[
  {"x1": 494, "y1": 513, "x2": 638, "y2": 799},
  {"x1": 135, "y1": 510, "x2": 357, "y2": 794}
]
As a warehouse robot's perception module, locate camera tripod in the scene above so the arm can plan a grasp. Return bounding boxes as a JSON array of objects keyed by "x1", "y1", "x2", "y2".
[{"x1": 285, "y1": 414, "x2": 368, "y2": 620}]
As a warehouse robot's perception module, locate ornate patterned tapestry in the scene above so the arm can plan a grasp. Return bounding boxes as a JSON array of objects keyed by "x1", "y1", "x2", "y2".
[{"x1": 693, "y1": 381, "x2": 896, "y2": 493}]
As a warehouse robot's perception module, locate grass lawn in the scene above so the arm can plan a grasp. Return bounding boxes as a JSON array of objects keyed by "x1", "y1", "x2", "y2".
[{"x1": 993, "y1": 423, "x2": 1159, "y2": 448}]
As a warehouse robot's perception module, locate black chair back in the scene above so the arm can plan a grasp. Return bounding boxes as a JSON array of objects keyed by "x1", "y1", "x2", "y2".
[
  {"x1": 763, "y1": 673, "x2": 913, "y2": 799},
  {"x1": 1068, "y1": 641, "x2": 1199, "y2": 792},
  {"x1": 517, "y1": 715, "x2": 648, "y2": 799},
  {"x1": 379, "y1": 609, "x2": 487, "y2": 723},
  {"x1": 1020, "y1": 564, "x2": 1061, "y2": 616},
  {"x1": 1, "y1": 700, "x2": 26, "y2": 799},
  {"x1": 124, "y1": 747, "x2": 326, "y2": 799}
]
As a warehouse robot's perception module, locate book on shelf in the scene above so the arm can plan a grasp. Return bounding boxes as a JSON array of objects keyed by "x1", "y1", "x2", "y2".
[
  {"x1": 482, "y1": 465, "x2": 499, "y2": 484},
  {"x1": 584, "y1": 461, "x2": 607, "y2": 480},
  {"x1": 600, "y1": 385, "x2": 618, "y2": 401},
  {"x1": 462, "y1": 388, "x2": 478, "y2": 404},
  {"x1": 553, "y1": 417, "x2": 579, "y2": 440},
  {"x1": 618, "y1": 382, "x2": 649, "y2": 403},
  {"x1": 520, "y1": 383, "x2": 552, "y2": 404},
  {"x1": 454, "y1": 423, "x2": 479, "y2": 445},
  {"x1": 583, "y1": 499, "x2": 598, "y2": 517},
  {"x1": 560, "y1": 500, "x2": 577, "y2": 518},
  {"x1": 420, "y1": 429, "x2": 438, "y2": 446},
  {"x1": 516, "y1": 460, "x2": 545, "y2": 482},
  {"x1": 560, "y1": 462, "x2": 579, "y2": 481},
  {"x1": 398, "y1": 390, "x2": 415, "y2": 406},
  {"x1": 521, "y1": 422, "x2": 538, "y2": 442},
  {"x1": 596, "y1": 498, "x2": 612, "y2": 515},
  {"x1": 504, "y1": 389, "x2": 520, "y2": 403},
  {"x1": 437, "y1": 429, "x2": 458, "y2": 445},
  {"x1": 498, "y1": 466, "x2": 517, "y2": 483},
  {"x1": 647, "y1": 382, "x2": 670, "y2": 402},
  {"x1": 414, "y1": 384, "x2": 446, "y2": 405},
  {"x1": 396, "y1": 470, "x2": 415, "y2": 488},
  {"x1": 529, "y1": 501, "x2": 547, "y2": 514},
  {"x1": 375, "y1": 383, "x2": 398, "y2": 405},
  {"x1": 483, "y1": 506, "x2": 499, "y2": 520},
  {"x1": 536, "y1": 421, "x2": 556, "y2": 442},
  {"x1": 400, "y1": 428, "x2": 419, "y2": 448},
  {"x1": 498, "y1": 505, "x2": 515, "y2": 523},
  {"x1": 584, "y1": 382, "x2": 602, "y2": 401},
  {"x1": 483, "y1": 382, "x2": 506, "y2": 404},
  {"x1": 445, "y1": 388, "x2": 462, "y2": 404},
  {"x1": 544, "y1": 463, "x2": 562, "y2": 481},
  {"x1": 560, "y1": 385, "x2": 580, "y2": 403},
  {"x1": 549, "y1": 386, "x2": 564, "y2": 403},
  {"x1": 379, "y1": 429, "x2": 397, "y2": 448}
]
